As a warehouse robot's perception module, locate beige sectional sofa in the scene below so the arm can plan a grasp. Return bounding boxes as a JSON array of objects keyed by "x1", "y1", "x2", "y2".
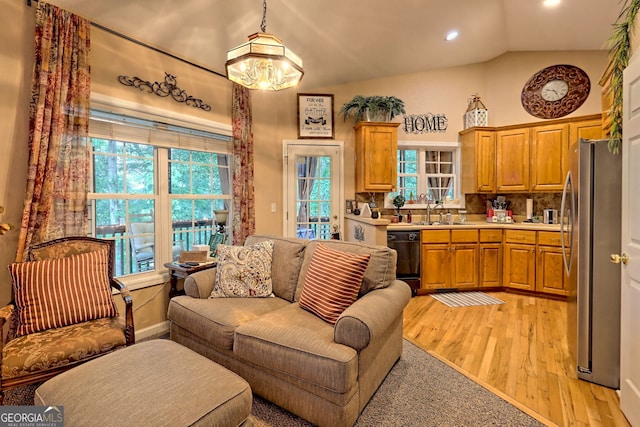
[{"x1": 167, "y1": 235, "x2": 411, "y2": 427}]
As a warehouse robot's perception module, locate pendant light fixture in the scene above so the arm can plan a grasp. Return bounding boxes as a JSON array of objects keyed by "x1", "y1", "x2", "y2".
[{"x1": 225, "y1": 0, "x2": 304, "y2": 91}]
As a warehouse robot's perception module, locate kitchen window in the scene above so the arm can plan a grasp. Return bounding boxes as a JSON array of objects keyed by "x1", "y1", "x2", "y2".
[
  {"x1": 87, "y1": 105, "x2": 232, "y2": 288},
  {"x1": 388, "y1": 141, "x2": 463, "y2": 209}
]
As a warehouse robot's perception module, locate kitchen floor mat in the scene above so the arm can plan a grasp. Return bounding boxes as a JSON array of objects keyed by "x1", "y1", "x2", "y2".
[{"x1": 430, "y1": 292, "x2": 505, "y2": 307}]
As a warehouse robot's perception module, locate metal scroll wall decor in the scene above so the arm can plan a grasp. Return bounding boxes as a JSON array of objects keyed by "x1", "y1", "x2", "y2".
[{"x1": 118, "y1": 73, "x2": 212, "y2": 111}]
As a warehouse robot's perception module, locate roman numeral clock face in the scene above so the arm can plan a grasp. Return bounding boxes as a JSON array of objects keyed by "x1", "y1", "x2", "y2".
[{"x1": 521, "y1": 64, "x2": 590, "y2": 119}]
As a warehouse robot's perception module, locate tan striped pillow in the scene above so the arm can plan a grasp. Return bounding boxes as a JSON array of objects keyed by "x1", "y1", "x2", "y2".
[
  {"x1": 9, "y1": 249, "x2": 118, "y2": 336},
  {"x1": 299, "y1": 243, "x2": 370, "y2": 324}
]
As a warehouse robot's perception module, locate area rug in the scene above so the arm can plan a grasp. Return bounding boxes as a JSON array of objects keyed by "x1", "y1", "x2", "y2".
[
  {"x1": 431, "y1": 291, "x2": 505, "y2": 307},
  {"x1": 5, "y1": 340, "x2": 547, "y2": 426}
]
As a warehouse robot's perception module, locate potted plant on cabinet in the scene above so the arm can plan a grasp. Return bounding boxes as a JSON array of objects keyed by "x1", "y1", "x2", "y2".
[{"x1": 340, "y1": 95, "x2": 406, "y2": 123}]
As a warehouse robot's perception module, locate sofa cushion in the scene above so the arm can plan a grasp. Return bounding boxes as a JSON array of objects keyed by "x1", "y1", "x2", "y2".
[
  {"x1": 234, "y1": 303, "x2": 358, "y2": 394},
  {"x1": 299, "y1": 243, "x2": 370, "y2": 324},
  {"x1": 167, "y1": 295, "x2": 291, "y2": 350},
  {"x1": 8, "y1": 249, "x2": 118, "y2": 336},
  {"x1": 245, "y1": 235, "x2": 307, "y2": 302},
  {"x1": 295, "y1": 240, "x2": 397, "y2": 300},
  {"x1": 211, "y1": 240, "x2": 274, "y2": 298}
]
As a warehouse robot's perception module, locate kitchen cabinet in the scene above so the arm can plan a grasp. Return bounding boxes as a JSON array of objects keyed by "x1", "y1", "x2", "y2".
[
  {"x1": 421, "y1": 229, "x2": 478, "y2": 290},
  {"x1": 460, "y1": 128, "x2": 496, "y2": 193},
  {"x1": 503, "y1": 229, "x2": 536, "y2": 291},
  {"x1": 496, "y1": 128, "x2": 530, "y2": 192},
  {"x1": 569, "y1": 117, "x2": 603, "y2": 146},
  {"x1": 354, "y1": 122, "x2": 399, "y2": 192},
  {"x1": 479, "y1": 229, "x2": 503, "y2": 288},
  {"x1": 503, "y1": 229, "x2": 567, "y2": 295},
  {"x1": 536, "y1": 231, "x2": 567, "y2": 296},
  {"x1": 460, "y1": 114, "x2": 602, "y2": 193},
  {"x1": 530, "y1": 123, "x2": 569, "y2": 191}
]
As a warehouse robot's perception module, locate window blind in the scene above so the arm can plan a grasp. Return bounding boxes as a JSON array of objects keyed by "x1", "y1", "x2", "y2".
[{"x1": 89, "y1": 110, "x2": 232, "y2": 154}]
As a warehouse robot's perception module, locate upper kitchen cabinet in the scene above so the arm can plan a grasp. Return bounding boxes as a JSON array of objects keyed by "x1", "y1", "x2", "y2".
[
  {"x1": 354, "y1": 122, "x2": 399, "y2": 192},
  {"x1": 460, "y1": 128, "x2": 496, "y2": 193},
  {"x1": 460, "y1": 114, "x2": 602, "y2": 194},
  {"x1": 496, "y1": 128, "x2": 530, "y2": 192},
  {"x1": 530, "y1": 123, "x2": 569, "y2": 192},
  {"x1": 569, "y1": 117, "x2": 603, "y2": 144}
]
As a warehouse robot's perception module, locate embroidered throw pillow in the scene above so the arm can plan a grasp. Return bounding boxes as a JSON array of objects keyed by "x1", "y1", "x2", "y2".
[
  {"x1": 299, "y1": 243, "x2": 370, "y2": 324},
  {"x1": 8, "y1": 249, "x2": 118, "y2": 336},
  {"x1": 211, "y1": 240, "x2": 274, "y2": 298}
]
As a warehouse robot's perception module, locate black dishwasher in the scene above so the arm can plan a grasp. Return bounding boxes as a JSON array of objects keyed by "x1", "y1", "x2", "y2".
[{"x1": 387, "y1": 230, "x2": 420, "y2": 295}]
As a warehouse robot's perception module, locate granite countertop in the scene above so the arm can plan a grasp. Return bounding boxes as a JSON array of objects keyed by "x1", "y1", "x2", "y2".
[
  {"x1": 346, "y1": 213, "x2": 564, "y2": 231},
  {"x1": 385, "y1": 220, "x2": 563, "y2": 231}
]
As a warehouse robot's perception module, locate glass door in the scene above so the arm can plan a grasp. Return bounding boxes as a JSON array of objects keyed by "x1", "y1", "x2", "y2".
[{"x1": 284, "y1": 141, "x2": 343, "y2": 240}]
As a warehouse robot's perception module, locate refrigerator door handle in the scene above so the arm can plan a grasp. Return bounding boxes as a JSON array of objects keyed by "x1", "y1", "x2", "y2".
[{"x1": 561, "y1": 171, "x2": 574, "y2": 276}]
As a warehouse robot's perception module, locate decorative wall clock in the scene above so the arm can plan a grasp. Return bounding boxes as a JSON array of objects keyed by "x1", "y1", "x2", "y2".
[{"x1": 521, "y1": 64, "x2": 590, "y2": 119}]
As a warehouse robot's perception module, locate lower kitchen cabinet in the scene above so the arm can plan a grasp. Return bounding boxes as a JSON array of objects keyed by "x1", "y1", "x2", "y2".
[
  {"x1": 503, "y1": 230, "x2": 536, "y2": 291},
  {"x1": 536, "y1": 231, "x2": 567, "y2": 296},
  {"x1": 479, "y1": 229, "x2": 503, "y2": 287},
  {"x1": 417, "y1": 227, "x2": 566, "y2": 297},
  {"x1": 503, "y1": 229, "x2": 567, "y2": 295},
  {"x1": 421, "y1": 229, "x2": 478, "y2": 290}
]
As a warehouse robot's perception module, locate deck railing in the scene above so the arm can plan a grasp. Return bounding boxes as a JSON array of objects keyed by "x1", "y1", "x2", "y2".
[
  {"x1": 97, "y1": 217, "x2": 332, "y2": 276},
  {"x1": 96, "y1": 219, "x2": 215, "y2": 276}
]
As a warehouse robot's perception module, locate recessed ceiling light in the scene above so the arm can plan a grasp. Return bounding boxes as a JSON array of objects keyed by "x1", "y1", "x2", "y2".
[
  {"x1": 445, "y1": 30, "x2": 459, "y2": 41},
  {"x1": 543, "y1": 0, "x2": 560, "y2": 7}
]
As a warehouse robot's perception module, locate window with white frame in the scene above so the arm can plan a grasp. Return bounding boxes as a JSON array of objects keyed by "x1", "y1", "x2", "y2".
[
  {"x1": 389, "y1": 141, "x2": 463, "y2": 208},
  {"x1": 88, "y1": 109, "x2": 232, "y2": 282}
]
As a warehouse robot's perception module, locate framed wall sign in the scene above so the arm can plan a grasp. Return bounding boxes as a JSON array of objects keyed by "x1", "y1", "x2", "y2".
[{"x1": 297, "y1": 93, "x2": 334, "y2": 139}]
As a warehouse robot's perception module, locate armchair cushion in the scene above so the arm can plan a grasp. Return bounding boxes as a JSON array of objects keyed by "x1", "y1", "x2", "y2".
[
  {"x1": 299, "y1": 243, "x2": 370, "y2": 325},
  {"x1": 211, "y1": 241, "x2": 274, "y2": 298},
  {"x1": 8, "y1": 249, "x2": 118, "y2": 336},
  {"x1": 1, "y1": 317, "x2": 126, "y2": 379}
]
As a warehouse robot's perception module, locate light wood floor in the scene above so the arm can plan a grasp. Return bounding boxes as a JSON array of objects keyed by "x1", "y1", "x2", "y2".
[{"x1": 403, "y1": 292, "x2": 630, "y2": 427}]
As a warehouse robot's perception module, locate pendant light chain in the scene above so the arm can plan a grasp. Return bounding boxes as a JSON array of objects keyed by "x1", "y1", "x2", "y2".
[{"x1": 260, "y1": 0, "x2": 267, "y2": 33}]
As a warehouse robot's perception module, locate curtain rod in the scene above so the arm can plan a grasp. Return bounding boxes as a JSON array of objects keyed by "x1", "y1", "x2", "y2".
[{"x1": 26, "y1": 0, "x2": 227, "y2": 79}]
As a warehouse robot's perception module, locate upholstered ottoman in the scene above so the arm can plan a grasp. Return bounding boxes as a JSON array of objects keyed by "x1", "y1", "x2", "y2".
[{"x1": 34, "y1": 339, "x2": 253, "y2": 427}]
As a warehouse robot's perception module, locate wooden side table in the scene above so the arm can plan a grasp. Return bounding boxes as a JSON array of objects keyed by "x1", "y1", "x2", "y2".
[{"x1": 164, "y1": 262, "x2": 216, "y2": 298}]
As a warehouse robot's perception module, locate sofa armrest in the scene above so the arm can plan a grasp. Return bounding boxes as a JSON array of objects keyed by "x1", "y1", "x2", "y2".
[
  {"x1": 183, "y1": 268, "x2": 217, "y2": 299},
  {"x1": 334, "y1": 280, "x2": 411, "y2": 351}
]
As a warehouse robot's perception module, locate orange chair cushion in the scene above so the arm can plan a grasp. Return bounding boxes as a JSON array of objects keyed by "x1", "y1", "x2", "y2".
[{"x1": 9, "y1": 249, "x2": 118, "y2": 336}]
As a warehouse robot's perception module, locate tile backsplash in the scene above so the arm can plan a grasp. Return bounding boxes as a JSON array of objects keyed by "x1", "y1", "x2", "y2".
[
  {"x1": 358, "y1": 192, "x2": 562, "y2": 218},
  {"x1": 465, "y1": 193, "x2": 562, "y2": 217}
]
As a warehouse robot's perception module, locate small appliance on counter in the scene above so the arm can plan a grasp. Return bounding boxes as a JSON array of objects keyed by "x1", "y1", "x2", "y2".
[{"x1": 543, "y1": 208, "x2": 558, "y2": 224}]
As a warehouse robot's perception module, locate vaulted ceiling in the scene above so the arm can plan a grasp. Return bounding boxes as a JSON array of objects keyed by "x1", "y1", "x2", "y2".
[{"x1": 47, "y1": 0, "x2": 620, "y2": 89}]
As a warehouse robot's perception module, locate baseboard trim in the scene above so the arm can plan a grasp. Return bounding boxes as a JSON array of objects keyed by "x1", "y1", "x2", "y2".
[{"x1": 135, "y1": 320, "x2": 170, "y2": 342}]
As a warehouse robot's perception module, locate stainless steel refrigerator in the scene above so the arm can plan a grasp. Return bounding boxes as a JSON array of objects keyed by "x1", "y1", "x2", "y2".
[{"x1": 561, "y1": 138, "x2": 621, "y2": 389}]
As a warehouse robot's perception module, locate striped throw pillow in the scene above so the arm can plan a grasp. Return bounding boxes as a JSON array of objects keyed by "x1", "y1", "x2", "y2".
[
  {"x1": 299, "y1": 243, "x2": 370, "y2": 324},
  {"x1": 9, "y1": 249, "x2": 118, "y2": 336}
]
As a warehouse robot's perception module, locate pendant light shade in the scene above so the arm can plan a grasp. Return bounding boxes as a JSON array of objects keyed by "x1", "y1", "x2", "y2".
[{"x1": 225, "y1": 1, "x2": 304, "y2": 90}]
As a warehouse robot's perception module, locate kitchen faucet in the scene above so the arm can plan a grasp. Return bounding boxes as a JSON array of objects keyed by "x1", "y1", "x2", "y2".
[{"x1": 425, "y1": 200, "x2": 444, "y2": 224}]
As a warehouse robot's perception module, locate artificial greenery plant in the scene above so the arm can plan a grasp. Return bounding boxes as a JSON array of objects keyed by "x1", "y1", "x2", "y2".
[
  {"x1": 607, "y1": 0, "x2": 640, "y2": 153},
  {"x1": 339, "y1": 95, "x2": 406, "y2": 123}
]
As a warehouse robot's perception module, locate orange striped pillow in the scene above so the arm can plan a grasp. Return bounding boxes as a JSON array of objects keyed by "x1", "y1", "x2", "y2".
[
  {"x1": 299, "y1": 243, "x2": 370, "y2": 325},
  {"x1": 9, "y1": 249, "x2": 118, "y2": 336}
]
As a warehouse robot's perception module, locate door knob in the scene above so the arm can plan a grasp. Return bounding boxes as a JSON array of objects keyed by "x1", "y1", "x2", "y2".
[{"x1": 610, "y1": 253, "x2": 629, "y2": 265}]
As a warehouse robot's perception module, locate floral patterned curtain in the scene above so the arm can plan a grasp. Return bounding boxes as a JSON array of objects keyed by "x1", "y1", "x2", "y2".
[
  {"x1": 16, "y1": 2, "x2": 91, "y2": 261},
  {"x1": 231, "y1": 83, "x2": 255, "y2": 244}
]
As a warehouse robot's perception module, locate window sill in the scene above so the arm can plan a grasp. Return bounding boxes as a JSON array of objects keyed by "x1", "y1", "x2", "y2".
[
  {"x1": 114, "y1": 270, "x2": 169, "y2": 293},
  {"x1": 384, "y1": 203, "x2": 464, "y2": 210}
]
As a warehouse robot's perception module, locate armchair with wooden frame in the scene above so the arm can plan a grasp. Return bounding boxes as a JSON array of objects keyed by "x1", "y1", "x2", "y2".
[{"x1": 0, "y1": 237, "x2": 134, "y2": 404}]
